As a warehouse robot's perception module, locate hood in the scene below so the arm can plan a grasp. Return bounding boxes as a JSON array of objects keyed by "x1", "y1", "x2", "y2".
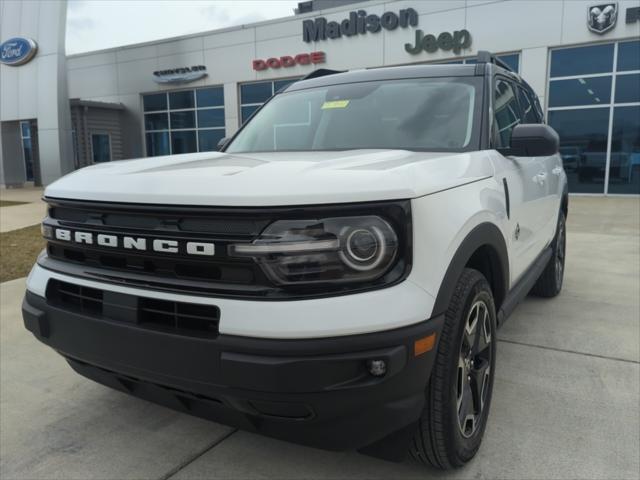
[{"x1": 44, "y1": 150, "x2": 493, "y2": 206}]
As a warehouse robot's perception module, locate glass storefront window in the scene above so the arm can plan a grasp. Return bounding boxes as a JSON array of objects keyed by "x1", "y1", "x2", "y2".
[
  {"x1": 548, "y1": 41, "x2": 640, "y2": 195},
  {"x1": 170, "y1": 111, "x2": 195, "y2": 129},
  {"x1": 171, "y1": 130, "x2": 197, "y2": 154},
  {"x1": 549, "y1": 108, "x2": 610, "y2": 194},
  {"x1": 239, "y1": 78, "x2": 301, "y2": 124},
  {"x1": 550, "y1": 43, "x2": 614, "y2": 77},
  {"x1": 142, "y1": 86, "x2": 225, "y2": 156},
  {"x1": 549, "y1": 76, "x2": 612, "y2": 107},
  {"x1": 169, "y1": 90, "x2": 195, "y2": 109},
  {"x1": 198, "y1": 129, "x2": 226, "y2": 152},
  {"x1": 617, "y1": 40, "x2": 640, "y2": 72},
  {"x1": 20, "y1": 121, "x2": 34, "y2": 181},
  {"x1": 608, "y1": 106, "x2": 640, "y2": 194},
  {"x1": 615, "y1": 74, "x2": 640, "y2": 104},
  {"x1": 146, "y1": 132, "x2": 170, "y2": 157},
  {"x1": 91, "y1": 134, "x2": 111, "y2": 162},
  {"x1": 143, "y1": 93, "x2": 167, "y2": 112},
  {"x1": 196, "y1": 87, "x2": 224, "y2": 107}
]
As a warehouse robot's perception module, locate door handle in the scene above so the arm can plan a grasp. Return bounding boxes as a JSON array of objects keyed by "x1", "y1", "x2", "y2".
[
  {"x1": 533, "y1": 172, "x2": 547, "y2": 185},
  {"x1": 552, "y1": 166, "x2": 562, "y2": 176}
]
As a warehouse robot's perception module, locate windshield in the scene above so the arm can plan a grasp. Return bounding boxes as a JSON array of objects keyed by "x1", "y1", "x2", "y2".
[{"x1": 225, "y1": 77, "x2": 482, "y2": 154}]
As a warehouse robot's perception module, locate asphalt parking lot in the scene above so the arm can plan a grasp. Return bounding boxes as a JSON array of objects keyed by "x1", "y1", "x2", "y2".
[{"x1": 1, "y1": 196, "x2": 638, "y2": 480}]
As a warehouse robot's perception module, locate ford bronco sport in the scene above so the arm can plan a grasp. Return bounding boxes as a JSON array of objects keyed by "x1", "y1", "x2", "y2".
[{"x1": 23, "y1": 51, "x2": 567, "y2": 469}]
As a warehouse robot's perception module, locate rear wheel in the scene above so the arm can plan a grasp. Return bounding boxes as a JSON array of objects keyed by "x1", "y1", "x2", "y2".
[
  {"x1": 531, "y1": 211, "x2": 566, "y2": 297},
  {"x1": 410, "y1": 269, "x2": 497, "y2": 469}
]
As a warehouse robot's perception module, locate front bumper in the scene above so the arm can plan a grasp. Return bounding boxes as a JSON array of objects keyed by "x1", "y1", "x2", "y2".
[{"x1": 23, "y1": 288, "x2": 443, "y2": 455}]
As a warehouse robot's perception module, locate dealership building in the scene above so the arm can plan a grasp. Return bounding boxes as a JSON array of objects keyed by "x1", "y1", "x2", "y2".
[{"x1": 1, "y1": 0, "x2": 639, "y2": 194}]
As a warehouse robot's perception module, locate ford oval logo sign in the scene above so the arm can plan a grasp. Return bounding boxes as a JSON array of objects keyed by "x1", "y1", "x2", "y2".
[{"x1": 0, "y1": 37, "x2": 38, "y2": 66}]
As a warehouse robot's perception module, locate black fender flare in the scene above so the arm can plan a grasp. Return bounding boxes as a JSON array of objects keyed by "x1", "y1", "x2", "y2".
[{"x1": 432, "y1": 223, "x2": 509, "y2": 316}]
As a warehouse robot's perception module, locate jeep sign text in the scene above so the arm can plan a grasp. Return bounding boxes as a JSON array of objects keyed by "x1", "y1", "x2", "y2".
[
  {"x1": 302, "y1": 8, "x2": 418, "y2": 42},
  {"x1": 405, "y1": 29, "x2": 472, "y2": 55}
]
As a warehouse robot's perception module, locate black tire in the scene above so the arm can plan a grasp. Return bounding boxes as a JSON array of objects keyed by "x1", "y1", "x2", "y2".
[
  {"x1": 531, "y1": 211, "x2": 566, "y2": 298},
  {"x1": 410, "y1": 269, "x2": 497, "y2": 469}
]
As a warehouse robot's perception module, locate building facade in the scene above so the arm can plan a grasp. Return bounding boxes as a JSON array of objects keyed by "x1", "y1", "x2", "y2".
[{"x1": 1, "y1": 0, "x2": 639, "y2": 195}]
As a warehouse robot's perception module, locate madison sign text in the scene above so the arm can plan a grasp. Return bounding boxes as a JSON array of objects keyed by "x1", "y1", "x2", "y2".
[{"x1": 302, "y1": 8, "x2": 418, "y2": 42}]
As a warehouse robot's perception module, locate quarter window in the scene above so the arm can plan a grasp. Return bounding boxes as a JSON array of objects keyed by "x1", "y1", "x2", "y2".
[
  {"x1": 142, "y1": 86, "x2": 225, "y2": 156},
  {"x1": 516, "y1": 87, "x2": 540, "y2": 123},
  {"x1": 494, "y1": 79, "x2": 522, "y2": 147}
]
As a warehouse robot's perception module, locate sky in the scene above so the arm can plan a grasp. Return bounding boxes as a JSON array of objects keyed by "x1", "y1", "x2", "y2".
[{"x1": 66, "y1": 0, "x2": 299, "y2": 55}]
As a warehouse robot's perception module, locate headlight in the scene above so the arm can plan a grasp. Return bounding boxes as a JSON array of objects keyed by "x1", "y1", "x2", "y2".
[{"x1": 229, "y1": 216, "x2": 399, "y2": 286}]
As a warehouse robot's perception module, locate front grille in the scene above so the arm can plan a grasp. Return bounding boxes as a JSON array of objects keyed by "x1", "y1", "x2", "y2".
[
  {"x1": 46, "y1": 279, "x2": 219, "y2": 338},
  {"x1": 41, "y1": 197, "x2": 412, "y2": 299}
]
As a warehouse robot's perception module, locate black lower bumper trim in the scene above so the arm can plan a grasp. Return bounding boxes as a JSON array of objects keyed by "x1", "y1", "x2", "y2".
[{"x1": 22, "y1": 290, "x2": 442, "y2": 456}]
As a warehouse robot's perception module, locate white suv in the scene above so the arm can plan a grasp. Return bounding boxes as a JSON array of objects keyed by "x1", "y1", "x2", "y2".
[{"x1": 23, "y1": 51, "x2": 567, "y2": 469}]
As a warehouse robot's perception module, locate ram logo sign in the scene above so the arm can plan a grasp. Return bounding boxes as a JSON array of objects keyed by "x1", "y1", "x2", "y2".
[
  {"x1": 0, "y1": 37, "x2": 38, "y2": 66},
  {"x1": 588, "y1": 3, "x2": 618, "y2": 34}
]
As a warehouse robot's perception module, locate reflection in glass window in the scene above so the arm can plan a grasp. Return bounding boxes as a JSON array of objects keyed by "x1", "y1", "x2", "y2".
[
  {"x1": 198, "y1": 129, "x2": 226, "y2": 152},
  {"x1": 196, "y1": 87, "x2": 224, "y2": 107},
  {"x1": 143, "y1": 93, "x2": 167, "y2": 112},
  {"x1": 91, "y1": 134, "x2": 111, "y2": 163},
  {"x1": 170, "y1": 111, "x2": 196, "y2": 129},
  {"x1": 20, "y1": 121, "x2": 34, "y2": 181},
  {"x1": 494, "y1": 79, "x2": 521, "y2": 147},
  {"x1": 240, "y1": 82, "x2": 273, "y2": 105},
  {"x1": 549, "y1": 76, "x2": 612, "y2": 107},
  {"x1": 197, "y1": 109, "x2": 225, "y2": 128},
  {"x1": 550, "y1": 43, "x2": 614, "y2": 77},
  {"x1": 617, "y1": 40, "x2": 640, "y2": 72},
  {"x1": 608, "y1": 106, "x2": 640, "y2": 194},
  {"x1": 146, "y1": 132, "x2": 170, "y2": 157},
  {"x1": 549, "y1": 108, "x2": 610, "y2": 193},
  {"x1": 171, "y1": 130, "x2": 197, "y2": 154},
  {"x1": 516, "y1": 87, "x2": 540, "y2": 123},
  {"x1": 615, "y1": 74, "x2": 640, "y2": 104},
  {"x1": 228, "y1": 78, "x2": 482, "y2": 153},
  {"x1": 144, "y1": 113, "x2": 168, "y2": 131},
  {"x1": 142, "y1": 86, "x2": 225, "y2": 156},
  {"x1": 169, "y1": 90, "x2": 195, "y2": 109},
  {"x1": 239, "y1": 78, "x2": 302, "y2": 124}
]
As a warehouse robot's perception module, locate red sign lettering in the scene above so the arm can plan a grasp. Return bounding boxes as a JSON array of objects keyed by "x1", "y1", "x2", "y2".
[{"x1": 252, "y1": 51, "x2": 326, "y2": 71}]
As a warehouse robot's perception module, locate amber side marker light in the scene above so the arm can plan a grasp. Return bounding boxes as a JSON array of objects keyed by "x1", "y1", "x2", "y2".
[{"x1": 414, "y1": 333, "x2": 437, "y2": 357}]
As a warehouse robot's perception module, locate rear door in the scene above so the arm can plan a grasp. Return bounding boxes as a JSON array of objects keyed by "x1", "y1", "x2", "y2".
[{"x1": 490, "y1": 77, "x2": 548, "y2": 283}]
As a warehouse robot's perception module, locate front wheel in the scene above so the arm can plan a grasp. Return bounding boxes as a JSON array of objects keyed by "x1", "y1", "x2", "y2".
[{"x1": 410, "y1": 269, "x2": 497, "y2": 469}]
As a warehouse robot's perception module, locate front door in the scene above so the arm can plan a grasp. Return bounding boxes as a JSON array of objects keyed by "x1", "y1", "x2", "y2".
[{"x1": 492, "y1": 78, "x2": 549, "y2": 284}]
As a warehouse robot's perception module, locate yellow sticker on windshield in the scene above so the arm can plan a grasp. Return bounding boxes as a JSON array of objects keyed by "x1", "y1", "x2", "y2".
[{"x1": 322, "y1": 100, "x2": 350, "y2": 109}]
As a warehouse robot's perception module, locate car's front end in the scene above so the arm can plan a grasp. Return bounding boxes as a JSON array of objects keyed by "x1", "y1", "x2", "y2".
[{"x1": 24, "y1": 196, "x2": 443, "y2": 456}]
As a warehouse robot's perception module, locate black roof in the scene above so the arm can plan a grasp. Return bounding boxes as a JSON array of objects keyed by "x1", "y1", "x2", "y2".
[{"x1": 285, "y1": 64, "x2": 480, "y2": 92}]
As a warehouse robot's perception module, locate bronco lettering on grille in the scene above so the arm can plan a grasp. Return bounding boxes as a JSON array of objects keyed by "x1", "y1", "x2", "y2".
[{"x1": 53, "y1": 228, "x2": 216, "y2": 256}]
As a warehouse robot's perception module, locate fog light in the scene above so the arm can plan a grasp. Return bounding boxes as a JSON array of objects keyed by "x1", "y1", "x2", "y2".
[
  {"x1": 367, "y1": 359, "x2": 387, "y2": 377},
  {"x1": 41, "y1": 224, "x2": 53, "y2": 239}
]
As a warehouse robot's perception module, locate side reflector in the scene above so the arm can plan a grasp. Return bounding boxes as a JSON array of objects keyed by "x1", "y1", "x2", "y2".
[{"x1": 414, "y1": 333, "x2": 436, "y2": 357}]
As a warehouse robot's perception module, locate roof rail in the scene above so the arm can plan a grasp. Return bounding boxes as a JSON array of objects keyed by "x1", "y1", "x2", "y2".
[
  {"x1": 301, "y1": 68, "x2": 345, "y2": 80},
  {"x1": 476, "y1": 50, "x2": 514, "y2": 73}
]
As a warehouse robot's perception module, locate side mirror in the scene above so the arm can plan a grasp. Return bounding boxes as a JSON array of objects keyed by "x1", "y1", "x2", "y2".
[
  {"x1": 501, "y1": 124, "x2": 559, "y2": 157},
  {"x1": 216, "y1": 137, "x2": 228, "y2": 151}
]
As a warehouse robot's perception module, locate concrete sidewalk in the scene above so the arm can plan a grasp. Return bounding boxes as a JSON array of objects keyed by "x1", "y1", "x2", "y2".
[
  {"x1": 1, "y1": 196, "x2": 638, "y2": 480},
  {"x1": 0, "y1": 187, "x2": 46, "y2": 233}
]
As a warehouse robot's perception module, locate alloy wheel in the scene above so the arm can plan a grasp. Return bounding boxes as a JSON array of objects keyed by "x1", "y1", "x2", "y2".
[{"x1": 456, "y1": 300, "x2": 493, "y2": 438}]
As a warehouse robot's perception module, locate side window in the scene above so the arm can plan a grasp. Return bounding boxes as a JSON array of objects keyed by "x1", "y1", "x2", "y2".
[
  {"x1": 516, "y1": 86, "x2": 541, "y2": 124},
  {"x1": 494, "y1": 78, "x2": 522, "y2": 147}
]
